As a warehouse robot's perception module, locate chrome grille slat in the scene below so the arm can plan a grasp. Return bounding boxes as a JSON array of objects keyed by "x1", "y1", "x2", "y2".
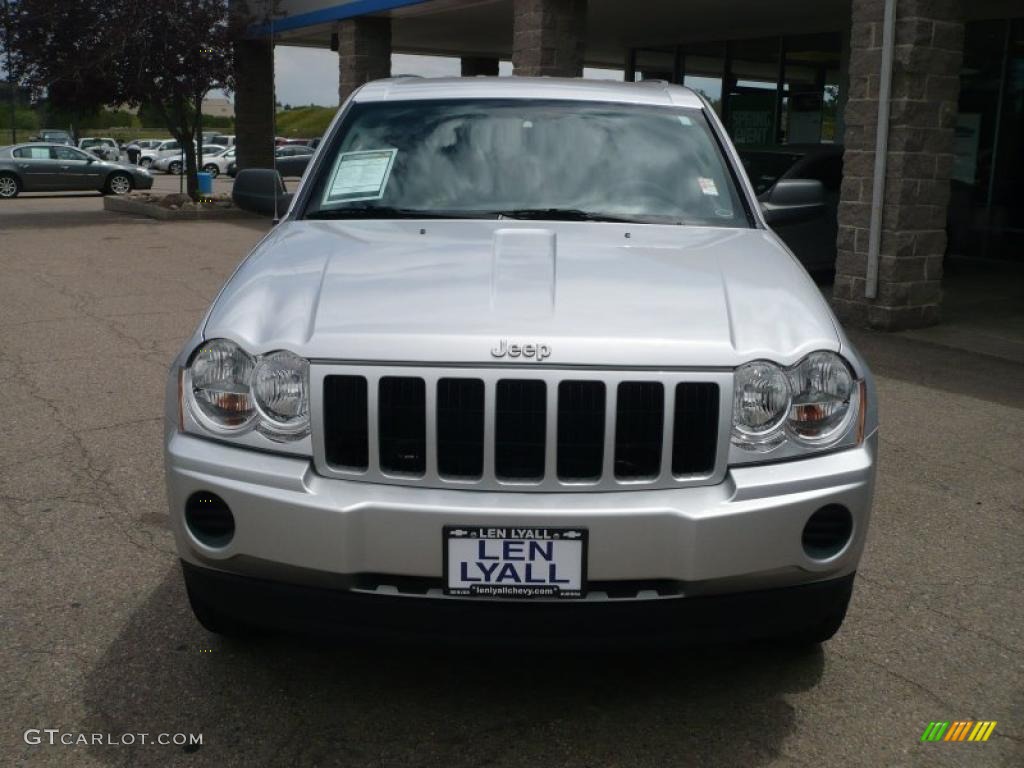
[
  {"x1": 314, "y1": 365, "x2": 730, "y2": 493},
  {"x1": 482, "y1": 378, "x2": 497, "y2": 481},
  {"x1": 659, "y1": 382, "x2": 677, "y2": 481},
  {"x1": 424, "y1": 378, "x2": 439, "y2": 479},
  {"x1": 601, "y1": 380, "x2": 619, "y2": 483},
  {"x1": 544, "y1": 381, "x2": 560, "y2": 483},
  {"x1": 365, "y1": 372, "x2": 381, "y2": 476}
]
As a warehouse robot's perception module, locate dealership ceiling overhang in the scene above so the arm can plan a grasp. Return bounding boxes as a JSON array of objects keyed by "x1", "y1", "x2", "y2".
[{"x1": 264, "y1": 0, "x2": 854, "y2": 66}]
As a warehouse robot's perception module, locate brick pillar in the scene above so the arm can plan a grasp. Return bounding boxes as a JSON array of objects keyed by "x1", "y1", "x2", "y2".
[
  {"x1": 461, "y1": 57, "x2": 500, "y2": 76},
  {"x1": 512, "y1": 0, "x2": 587, "y2": 77},
  {"x1": 338, "y1": 17, "x2": 392, "y2": 102},
  {"x1": 233, "y1": 38, "x2": 276, "y2": 170},
  {"x1": 833, "y1": 0, "x2": 964, "y2": 330}
]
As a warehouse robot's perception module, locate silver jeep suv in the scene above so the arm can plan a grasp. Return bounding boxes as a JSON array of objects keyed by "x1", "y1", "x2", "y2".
[{"x1": 165, "y1": 77, "x2": 877, "y2": 644}]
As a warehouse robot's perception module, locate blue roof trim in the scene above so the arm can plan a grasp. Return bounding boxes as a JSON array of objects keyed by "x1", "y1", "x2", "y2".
[{"x1": 252, "y1": 0, "x2": 432, "y2": 35}]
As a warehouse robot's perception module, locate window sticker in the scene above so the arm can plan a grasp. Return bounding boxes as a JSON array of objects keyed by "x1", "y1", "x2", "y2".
[
  {"x1": 677, "y1": 115, "x2": 694, "y2": 127},
  {"x1": 698, "y1": 177, "x2": 719, "y2": 196},
  {"x1": 325, "y1": 148, "x2": 397, "y2": 203}
]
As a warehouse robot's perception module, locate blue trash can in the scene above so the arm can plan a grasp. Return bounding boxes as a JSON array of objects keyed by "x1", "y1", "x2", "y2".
[{"x1": 197, "y1": 171, "x2": 213, "y2": 195}]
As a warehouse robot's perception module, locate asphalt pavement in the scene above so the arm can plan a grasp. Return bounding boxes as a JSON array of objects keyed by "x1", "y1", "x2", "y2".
[{"x1": 1, "y1": 191, "x2": 1021, "y2": 767}]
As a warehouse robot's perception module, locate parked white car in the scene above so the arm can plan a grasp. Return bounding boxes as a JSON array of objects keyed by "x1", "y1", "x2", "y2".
[
  {"x1": 138, "y1": 139, "x2": 177, "y2": 168},
  {"x1": 206, "y1": 134, "x2": 235, "y2": 148},
  {"x1": 152, "y1": 145, "x2": 225, "y2": 175},
  {"x1": 77, "y1": 137, "x2": 120, "y2": 162},
  {"x1": 196, "y1": 146, "x2": 235, "y2": 177}
]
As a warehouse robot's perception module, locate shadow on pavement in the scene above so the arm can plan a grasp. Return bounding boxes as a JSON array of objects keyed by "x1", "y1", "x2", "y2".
[
  {"x1": 0, "y1": 208, "x2": 271, "y2": 232},
  {"x1": 81, "y1": 567, "x2": 825, "y2": 767}
]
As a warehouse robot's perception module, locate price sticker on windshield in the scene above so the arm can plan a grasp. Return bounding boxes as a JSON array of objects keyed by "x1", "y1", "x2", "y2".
[{"x1": 325, "y1": 148, "x2": 397, "y2": 203}]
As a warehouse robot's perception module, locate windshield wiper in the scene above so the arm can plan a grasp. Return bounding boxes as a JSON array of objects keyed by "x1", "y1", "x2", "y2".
[
  {"x1": 305, "y1": 206, "x2": 496, "y2": 220},
  {"x1": 492, "y1": 208, "x2": 670, "y2": 224}
]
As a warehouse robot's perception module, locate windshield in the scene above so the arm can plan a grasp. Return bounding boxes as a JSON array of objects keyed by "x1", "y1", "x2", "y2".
[{"x1": 302, "y1": 99, "x2": 749, "y2": 226}]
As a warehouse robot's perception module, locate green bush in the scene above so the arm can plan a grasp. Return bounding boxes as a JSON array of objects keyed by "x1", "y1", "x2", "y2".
[{"x1": 0, "y1": 106, "x2": 40, "y2": 131}]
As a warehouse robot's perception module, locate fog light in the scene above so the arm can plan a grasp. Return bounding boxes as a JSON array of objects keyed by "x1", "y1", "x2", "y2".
[
  {"x1": 802, "y1": 505, "x2": 853, "y2": 560},
  {"x1": 185, "y1": 491, "x2": 235, "y2": 547}
]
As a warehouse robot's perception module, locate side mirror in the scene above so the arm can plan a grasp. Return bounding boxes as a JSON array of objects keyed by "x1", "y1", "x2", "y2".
[
  {"x1": 232, "y1": 168, "x2": 293, "y2": 217},
  {"x1": 760, "y1": 179, "x2": 825, "y2": 226}
]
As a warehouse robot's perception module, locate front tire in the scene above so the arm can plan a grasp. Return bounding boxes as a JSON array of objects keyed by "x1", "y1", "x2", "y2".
[
  {"x1": 168, "y1": 161, "x2": 182, "y2": 175},
  {"x1": 105, "y1": 173, "x2": 133, "y2": 196},
  {"x1": 185, "y1": 576, "x2": 260, "y2": 638},
  {"x1": 780, "y1": 589, "x2": 852, "y2": 646},
  {"x1": 140, "y1": 156, "x2": 153, "y2": 168},
  {"x1": 0, "y1": 172, "x2": 20, "y2": 198},
  {"x1": 202, "y1": 164, "x2": 219, "y2": 178}
]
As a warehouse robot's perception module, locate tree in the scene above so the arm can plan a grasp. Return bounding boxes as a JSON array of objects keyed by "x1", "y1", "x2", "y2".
[
  {"x1": 12, "y1": 0, "x2": 240, "y2": 200},
  {"x1": 9, "y1": 1, "x2": 120, "y2": 135},
  {"x1": 114, "y1": 0, "x2": 235, "y2": 199}
]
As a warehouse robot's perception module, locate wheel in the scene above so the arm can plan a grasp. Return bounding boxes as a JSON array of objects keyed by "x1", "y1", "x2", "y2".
[
  {"x1": 185, "y1": 575, "x2": 260, "y2": 638},
  {"x1": 168, "y1": 161, "x2": 182, "y2": 175},
  {"x1": 105, "y1": 173, "x2": 133, "y2": 196},
  {"x1": 202, "y1": 164, "x2": 219, "y2": 178},
  {"x1": 140, "y1": 156, "x2": 153, "y2": 168},
  {"x1": 0, "y1": 173, "x2": 19, "y2": 199},
  {"x1": 780, "y1": 591, "x2": 852, "y2": 646}
]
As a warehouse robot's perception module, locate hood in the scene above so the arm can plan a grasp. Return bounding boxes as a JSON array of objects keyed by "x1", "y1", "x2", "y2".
[{"x1": 204, "y1": 219, "x2": 839, "y2": 368}]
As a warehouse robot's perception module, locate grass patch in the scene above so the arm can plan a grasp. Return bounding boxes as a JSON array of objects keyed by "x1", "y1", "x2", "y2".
[{"x1": 275, "y1": 106, "x2": 335, "y2": 138}]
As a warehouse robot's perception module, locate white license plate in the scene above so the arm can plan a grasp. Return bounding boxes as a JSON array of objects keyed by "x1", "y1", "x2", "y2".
[{"x1": 444, "y1": 526, "x2": 587, "y2": 599}]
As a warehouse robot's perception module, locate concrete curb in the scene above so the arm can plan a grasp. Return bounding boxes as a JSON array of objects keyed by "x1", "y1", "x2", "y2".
[{"x1": 103, "y1": 195, "x2": 263, "y2": 221}]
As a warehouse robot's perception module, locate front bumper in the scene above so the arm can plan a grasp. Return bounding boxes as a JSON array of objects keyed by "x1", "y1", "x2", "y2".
[
  {"x1": 166, "y1": 431, "x2": 877, "y2": 600},
  {"x1": 183, "y1": 559, "x2": 856, "y2": 644},
  {"x1": 134, "y1": 173, "x2": 153, "y2": 190}
]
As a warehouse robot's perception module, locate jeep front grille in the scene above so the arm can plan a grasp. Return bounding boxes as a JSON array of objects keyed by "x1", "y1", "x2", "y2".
[{"x1": 314, "y1": 365, "x2": 729, "y2": 492}]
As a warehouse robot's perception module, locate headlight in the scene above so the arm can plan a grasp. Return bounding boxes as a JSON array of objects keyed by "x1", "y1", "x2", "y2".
[
  {"x1": 786, "y1": 351, "x2": 856, "y2": 444},
  {"x1": 732, "y1": 361, "x2": 791, "y2": 450},
  {"x1": 184, "y1": 340, "x2": 310, "y2": 442},
  {"x1": 252, "y1": 350, "x2": 310, "y2": 439},
  {"x1": 187, "y1": 339, "x2": 256, "y2": 433},
  {"x1": 732, "y1": 352, "x2": 860, "y2": 454}
]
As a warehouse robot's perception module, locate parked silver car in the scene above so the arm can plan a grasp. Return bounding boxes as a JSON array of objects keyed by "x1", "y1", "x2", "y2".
[
  {"x1": 0, "y1": 143, "x2": 152, "y2": 197},
  {"x1": 152, "y1": 145, "x2": 227, "y2": 175},
  {"x1": 138, "y1": 139, "x2": 177, "y2": 168},
  {"x1": 166, "y1": 78, "x2": 877, "y2": 644}
]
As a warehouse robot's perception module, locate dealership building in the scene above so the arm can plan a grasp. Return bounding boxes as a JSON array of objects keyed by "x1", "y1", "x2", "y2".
[{"x1": 233, "y1": 0, "x2": 1023, "y2": 330}]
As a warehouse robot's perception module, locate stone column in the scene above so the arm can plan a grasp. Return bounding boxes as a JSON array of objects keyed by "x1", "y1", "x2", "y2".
[
  {"x1": 338, "y1": 16, "x2": 392, "y2": 102},
  {"x1": 833, "y1": 0, "x2": 964, "y2": 329},
  {"x1": 461, "y1": 57, "x2": 500, "y2": 77},
  {"x1": 512, "y1": 0, "x2": 587, "y2": 77},
  {"x1": 233, "y1": 38, "x2": 276, "y2": 171}
]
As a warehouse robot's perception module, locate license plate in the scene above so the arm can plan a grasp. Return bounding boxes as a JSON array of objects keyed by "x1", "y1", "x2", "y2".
[{"x1": 444, "y1": 526, "x2": 587, "y2": 599}]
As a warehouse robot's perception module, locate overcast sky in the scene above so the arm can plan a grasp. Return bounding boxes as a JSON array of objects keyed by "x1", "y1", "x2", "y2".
[{"x1": 272, "y1": 46, "x2": 622, "y2": 107}]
